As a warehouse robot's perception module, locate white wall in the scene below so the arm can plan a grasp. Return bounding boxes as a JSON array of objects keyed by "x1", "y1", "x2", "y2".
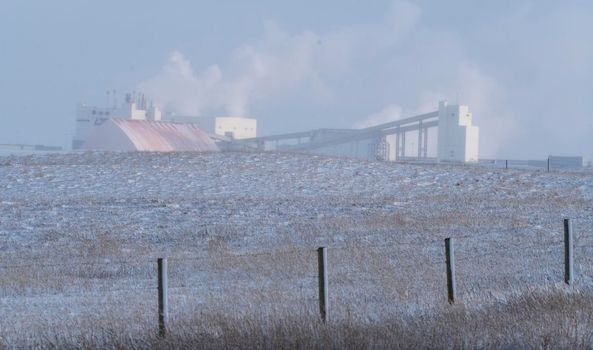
[
  {"x1": 437, "y1": 101, "x2": 479, "y2": 162},
  {"x1": 115, "y1": 103, "x2": 146, "y2": 120},
  {"x1": 73, "y1": 104, "x2": 114, "y2": 149},
  {"x1": 464, "y1": 125, "x2": 479, "y2": 162},
  {"x1": 215, "y1": 117, "x2": 257, "y2": 139}
]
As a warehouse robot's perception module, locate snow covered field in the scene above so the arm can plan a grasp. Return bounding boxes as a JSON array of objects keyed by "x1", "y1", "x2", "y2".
[{"x1": 0, "y1": 151, "x2": 592, "y2": 345}]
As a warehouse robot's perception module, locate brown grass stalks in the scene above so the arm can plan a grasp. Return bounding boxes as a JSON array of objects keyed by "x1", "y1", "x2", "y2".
[{"x1": 6, "y1": 287, "x2": 593, "y2": 349}]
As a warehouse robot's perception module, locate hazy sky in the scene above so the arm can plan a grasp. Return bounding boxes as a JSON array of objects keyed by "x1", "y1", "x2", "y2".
[{"x1": 1, "y1": 1, "x2": 591, "y2": 159}]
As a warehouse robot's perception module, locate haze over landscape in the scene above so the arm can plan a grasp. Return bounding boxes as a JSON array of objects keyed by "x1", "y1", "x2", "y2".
[
  {"x1": 0, "y1": 0, "x2": 591, "y2": 160},
  {"x1": 2, "y1": 2, "x2": 593, "y2": 348}
]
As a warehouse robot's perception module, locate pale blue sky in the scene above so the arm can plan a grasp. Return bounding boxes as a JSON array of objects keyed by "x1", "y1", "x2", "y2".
[{"x1": 1, "y1": 1, "x2": 592, "y2": 159}]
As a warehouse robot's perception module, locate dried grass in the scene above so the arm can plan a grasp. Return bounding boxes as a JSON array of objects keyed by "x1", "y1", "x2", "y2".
[
  {"x1": 1, "y1": 152, "x2": 592, "y2": 348},
  {"x1": 7, "y1": 288, "x2": 593, "y2": 349}
]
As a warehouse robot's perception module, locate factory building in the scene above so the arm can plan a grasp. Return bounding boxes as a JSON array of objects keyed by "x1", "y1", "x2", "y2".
[
  {"x1": 73, "y1": 92, "x2": 219, "y2": 152},
  {"x1": 214, "y1": 117, "x2": 257, "y2": 140},
  {"x1": 167, "y1": 115, "x2": 257, "y2": 140},
  {"x1": 73, "y1": 93, "x2": 480, "y2": 163},
  {"x1": 437, "y1": 101, "x2": 479, "y2": 162}
]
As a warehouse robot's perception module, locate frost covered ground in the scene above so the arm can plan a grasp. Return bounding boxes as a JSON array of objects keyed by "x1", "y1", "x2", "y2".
[{"x1": 0, "y1": 151, "x2": 592, "y2": 346}]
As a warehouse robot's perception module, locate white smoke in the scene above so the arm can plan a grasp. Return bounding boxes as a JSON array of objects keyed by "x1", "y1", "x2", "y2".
[
  {"x1": 137, "y1": 52, "x2": 223, "y2": 116},
  {"x1": 355, "y1": 104, "x2": 403, "y2": 128},
  {"x1": 137, "y1": 0, "x2": 591, "y2": 160},
  {"x1": 451, "y1": 64, "x2": 518, "y2": 158},
  {"x1": 137, "y1": 1, "x2": 423, "y2": 118},
  {"x1": 137, "y1": 22, "x2": 335, "y2": 117}
]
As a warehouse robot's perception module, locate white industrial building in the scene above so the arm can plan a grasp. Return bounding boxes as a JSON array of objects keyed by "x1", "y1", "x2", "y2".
[
  {"x1": 167, "y1": 115, "x2": 257, "y2": 140},
  {"x1": 73, "y1": 93, "x2": 481, "y2": 163},
  {"x1": 65, "y1": 93, "x2": 589, "y2": 167},
  {"x1": 214, "y1": 117, "x2": 257, "y2": 139},
  {"x1": 437, "y1": 101, "x2": 479, "y2": 162},
  {"x1": 74, "y1": 93, "x2": 162, "y2": 149},
  {"x1": 73, "y1": 92, "x2": 218, "y2": 152},
  {"x1": 73, "y1": 92, "x2": 260, "y2": 152}
]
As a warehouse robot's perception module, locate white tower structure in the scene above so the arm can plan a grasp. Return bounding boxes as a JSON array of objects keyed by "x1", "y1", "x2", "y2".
[{"x1": 437, "y1": 101, "x2": 479, "y2": 162}]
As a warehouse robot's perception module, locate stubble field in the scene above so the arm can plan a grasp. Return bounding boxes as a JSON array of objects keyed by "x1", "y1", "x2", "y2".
[{"x1": 0, "y1": 151, "x2": 592, "y2": 348}]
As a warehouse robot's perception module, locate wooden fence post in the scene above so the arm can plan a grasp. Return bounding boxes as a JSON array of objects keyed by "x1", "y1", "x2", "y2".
[
  {"x1": 158, "y1": 258, "x2": 169, "y2": 337},
  {"x1": 547, "y1": 157, "x2": 550, "y2": 172},
  {"x1": 564, "y1": 219, "x2": 574, "y2": 285},
  {"x1": 445, "y1": 238, "x2": 456, "y2": 304},
  {"x1": 317, "y1": 247, "x2": 328, "y2": 323}
]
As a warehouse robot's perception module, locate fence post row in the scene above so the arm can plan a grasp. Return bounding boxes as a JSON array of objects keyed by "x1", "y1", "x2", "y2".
[
  {"x1": 445, "y1": 238, "x2": 456, "y2": 304},
  {"x1": 564, "y1": 219, "x2": 574, "y2": 285},
  {"x1": 151, "y1": 220, "x2": 574, "y2": 335},
  {"x1": 157, "y1": 258, "x2": 169, "y2": 337},
  {"x1": 317, "y1": 247, "x2": 329, "y2": 323}
]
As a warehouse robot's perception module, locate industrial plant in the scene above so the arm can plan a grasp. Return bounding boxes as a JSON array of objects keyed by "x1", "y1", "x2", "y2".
[
  {"x1": 73, "y1": 92, "x2": 260, "y2": 153},
  {"x1": 73, "y1": 92, "x2": 481, "y2": 163},
  {"x1": 239, "y1": 101, "x2": 479, "y2": 163}
]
